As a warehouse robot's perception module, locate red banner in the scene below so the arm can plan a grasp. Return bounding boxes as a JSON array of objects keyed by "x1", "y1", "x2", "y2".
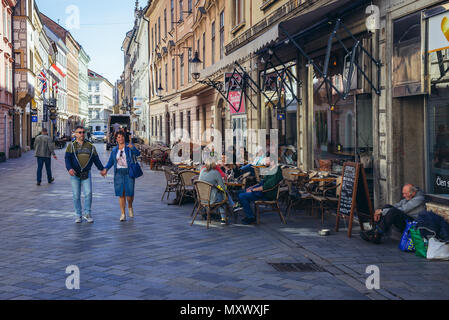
[{"x1": 51, "y1": 64, "x2": 66, "y2": 78}]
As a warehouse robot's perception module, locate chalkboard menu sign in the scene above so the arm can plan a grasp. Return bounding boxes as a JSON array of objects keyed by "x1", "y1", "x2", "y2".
[{"x1": 336, "y1": 162, "x2": 374, "y2": 237}]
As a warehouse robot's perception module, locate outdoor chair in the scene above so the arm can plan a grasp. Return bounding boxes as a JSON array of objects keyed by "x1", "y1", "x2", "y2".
[
  {"x1": 191, "y1": 181, "x2": 231, "y2": 229},
  {"x1": 311, "y1": 176, "x2": 342, "y2": 224},
  {"x1": 190, "y1": 175, "x2": 200, "y2": 217},
  {"x1": 150, "y1": 149, "x2": 164, "y2": 170},
  {"x1": 255, "y1": 183, "x2": 287, "y2": 225},
  {"x1": 178, "y1": 170, "x2": 198, "y2": 205},
  {"x1": 161, "y1": 167, "x2": 179, "y2": 201}
]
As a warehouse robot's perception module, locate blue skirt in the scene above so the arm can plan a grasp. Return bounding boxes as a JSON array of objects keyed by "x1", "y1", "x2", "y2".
[{"x1": 114, "y1": 168, "x2": 135, "y2": 197}]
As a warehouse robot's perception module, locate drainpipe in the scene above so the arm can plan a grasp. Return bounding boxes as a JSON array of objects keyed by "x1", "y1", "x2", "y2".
[{"x1": 11, "y1": 2, "x2": 17, "y2": 148}]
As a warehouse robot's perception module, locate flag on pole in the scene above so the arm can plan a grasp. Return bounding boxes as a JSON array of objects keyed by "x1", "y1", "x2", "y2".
[
  {"x1": 52, "y1": 81, "x2": 59, "y2": 94},
  {"x1": 51, "y1": 63, "x2": 66, "y2": 78},
  {"x1": 38, "y1": 69, "x2": 48, "y2": 94}
]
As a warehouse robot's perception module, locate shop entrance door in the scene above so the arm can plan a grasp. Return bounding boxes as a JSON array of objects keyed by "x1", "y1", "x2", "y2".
[{"x1": 232, "y1": 115, "x2": 247, "y2": 153}]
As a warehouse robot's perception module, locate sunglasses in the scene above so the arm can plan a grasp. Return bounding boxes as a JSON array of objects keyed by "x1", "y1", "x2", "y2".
[
  {"x1": 120, "y1": 150, "x2": 124, "y2": 157},
  {"x1": 76, "y1": 131, "x2": 85, "y2": 134}
]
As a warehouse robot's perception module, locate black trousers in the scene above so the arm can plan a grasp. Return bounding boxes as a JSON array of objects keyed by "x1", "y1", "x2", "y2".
[{"x1": 377, "y1": 205, "x2": 413, "y2": 233}]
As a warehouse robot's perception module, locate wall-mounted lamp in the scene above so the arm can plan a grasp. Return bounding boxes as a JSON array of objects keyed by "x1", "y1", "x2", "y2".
[{"x1": 190, "y1": 51, "x2": 202, "y2": 81}]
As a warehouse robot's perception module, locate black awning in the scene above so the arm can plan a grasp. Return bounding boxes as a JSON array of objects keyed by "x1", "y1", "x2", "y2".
[{"x1": 278, "y1": 0, "x2": 369, "y2": 42}]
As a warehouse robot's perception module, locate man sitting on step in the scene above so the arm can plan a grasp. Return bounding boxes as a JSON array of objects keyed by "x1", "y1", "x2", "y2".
[{"x1": 360, "y1": 184, "x2": 425, "y2": 244}]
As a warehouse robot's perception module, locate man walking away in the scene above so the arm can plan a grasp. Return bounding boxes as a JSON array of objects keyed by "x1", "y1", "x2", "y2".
[
  {"x1": 65, "y1": 125, "x2": 105, "y2": 223},
  {"x1": 34, "y1": 128, "x2": 57, "y2": 186}
]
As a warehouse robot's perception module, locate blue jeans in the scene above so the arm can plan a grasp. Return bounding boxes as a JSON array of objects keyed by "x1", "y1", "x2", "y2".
[
  {"x1": 70, "y1": 172, "x2": 92, "y2": 217},
  {"x1": 37, "y1": 157, "x2": 52, "y2": 183},
  {"x1": 238, "y1": 189, "x2": 264, "y2": 219}
]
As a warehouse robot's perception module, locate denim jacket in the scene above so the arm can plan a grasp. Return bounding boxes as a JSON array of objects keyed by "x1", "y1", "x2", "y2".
[{"x1": 105, "y1": 144, "x2": 141, "y2": 174}]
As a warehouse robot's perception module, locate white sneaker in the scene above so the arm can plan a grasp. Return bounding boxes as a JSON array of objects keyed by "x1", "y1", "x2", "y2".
[
  {"x1": 75, "y1": 217, "x2": 82, "y2": 223},
  {"x1": 83, "y1": 214, "x2": 94, "y2": 223}
]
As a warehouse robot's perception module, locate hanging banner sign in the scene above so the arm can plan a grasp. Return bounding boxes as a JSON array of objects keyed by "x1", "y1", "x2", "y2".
[
  {"x1": 225, "y1": 73, "x2": 245, "y2": 114},
  {"x1": 428, "y1": 11, "x2": 449, "y2": 53}
]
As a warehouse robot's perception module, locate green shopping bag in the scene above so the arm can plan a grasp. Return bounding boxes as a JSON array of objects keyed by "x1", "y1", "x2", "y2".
[{"x1": 409, "y1": 226, "x2": 428, "y2": 258}]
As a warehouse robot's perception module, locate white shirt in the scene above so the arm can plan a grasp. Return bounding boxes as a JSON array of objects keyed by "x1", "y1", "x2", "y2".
[{"x1": 117, "y1": 148, "x2": 128, "y2": 169}]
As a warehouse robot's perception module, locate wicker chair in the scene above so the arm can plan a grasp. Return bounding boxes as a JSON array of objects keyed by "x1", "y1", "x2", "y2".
[
  {"x1": 161, "y1": 167, "x2": 179, "y2": 201},
  {"x1": 255, "y1": 183, "x2": 286, "y2": 225},
  {"x1": 311, "y1": 176, "x2": 342, "y2": 224},
  {"x1": 191, "y1": 181, "x2": 230, "y2": 229},
  {"x1": 178, "y1": 170, "x2": 198, "y2": 205}
]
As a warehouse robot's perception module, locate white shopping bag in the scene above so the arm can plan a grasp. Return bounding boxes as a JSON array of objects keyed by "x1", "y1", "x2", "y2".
[{"x1": 427, "y1": 237, "x2": 449, "y2": 260}]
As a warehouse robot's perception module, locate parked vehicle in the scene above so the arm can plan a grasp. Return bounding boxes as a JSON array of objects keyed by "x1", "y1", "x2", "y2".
[
  {"x1": 92, "y1": 131, "x2": 106, "y2": 143},
  {"x1": 106, "y1": 114, "x2": 131, "y2": 150}
]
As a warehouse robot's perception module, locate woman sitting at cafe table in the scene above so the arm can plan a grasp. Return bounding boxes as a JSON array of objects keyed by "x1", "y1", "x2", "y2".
[
  {"x1": 236, "y1": 157, "x2": 283, "y2": 225},
  {"x1": 199, "y1": 159, "x2": 234, "y2": 225}
]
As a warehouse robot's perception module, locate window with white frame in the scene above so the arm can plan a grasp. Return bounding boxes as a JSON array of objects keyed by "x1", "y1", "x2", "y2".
[{"x1": 234, "y1": 0, "x2": 244, "y2": 27}]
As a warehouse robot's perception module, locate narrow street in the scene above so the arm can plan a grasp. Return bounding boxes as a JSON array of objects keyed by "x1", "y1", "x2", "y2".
[{"x1": 0, "y1": 144, "x2": 448, "y2": 300}]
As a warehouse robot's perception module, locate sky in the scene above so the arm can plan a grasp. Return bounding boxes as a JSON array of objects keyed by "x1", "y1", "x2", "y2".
[{"x1": 37, "y1": 0, "x2": 137, "y2": 85}]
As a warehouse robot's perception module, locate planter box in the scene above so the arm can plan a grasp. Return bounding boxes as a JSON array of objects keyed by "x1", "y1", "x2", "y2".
[
  {"x1": 0, "y1": 155, "x2": 5, "y2": 163},
  {"x1": 9, "y1": 149, "x2": 21, "y2": 158}
]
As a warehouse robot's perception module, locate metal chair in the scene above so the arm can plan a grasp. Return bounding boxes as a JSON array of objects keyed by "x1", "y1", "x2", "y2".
[
  {"x1": 191, "y1": 181, "x2": 230, "y2": 229},
  {"x1": 255, "y1": 184, "x2": 286, "y2": 225}
]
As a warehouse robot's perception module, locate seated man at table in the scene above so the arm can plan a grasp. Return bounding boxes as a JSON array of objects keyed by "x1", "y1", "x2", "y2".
[
  {"x1": 360, "y1": 184, "x2": 425, "y2": 244},
  {"x1": 236, "y1": 158, "x2": 283, "y2": 225},
  {"x1": 239, "y1": 146, "x2": 268, "y2": 176}
]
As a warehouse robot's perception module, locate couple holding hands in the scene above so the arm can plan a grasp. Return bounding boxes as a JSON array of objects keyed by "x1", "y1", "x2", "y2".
[{"x1": 66, "y1": 127, "x2": 140, "y2": 223}]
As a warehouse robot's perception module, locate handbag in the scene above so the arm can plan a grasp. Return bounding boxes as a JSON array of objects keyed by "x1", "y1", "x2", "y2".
[
  {"x1": 398, "y1": 220, "x2": 416, "y2": 252},
  {"x1": 128, "y1": 150, "x2": 143, "y2": 179}
]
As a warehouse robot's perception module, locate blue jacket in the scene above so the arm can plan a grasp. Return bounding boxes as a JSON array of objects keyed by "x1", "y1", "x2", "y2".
[
  {"x1": 105, "y1": 144, "x2": 141, "y2": 174},
  {"x1": 65, "y1": 140, "x2": 104, "y2": 173}
]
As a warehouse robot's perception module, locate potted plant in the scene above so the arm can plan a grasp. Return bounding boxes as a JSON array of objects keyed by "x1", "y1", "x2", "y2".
[
  {"x1": 9, "y1": 145, "x2": 21, "y2": 158},
  {"x1": 0, "y1": 152, "x2": 5, "y2": 163}
]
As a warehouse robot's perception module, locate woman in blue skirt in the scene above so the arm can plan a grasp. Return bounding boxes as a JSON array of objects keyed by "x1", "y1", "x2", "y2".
[{"x1": 102, "y1": 131, "x2": 141, "y2": 221}]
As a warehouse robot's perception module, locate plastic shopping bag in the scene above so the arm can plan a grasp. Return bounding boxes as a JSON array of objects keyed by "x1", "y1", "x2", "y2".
[
  {"x1": 398, "y1": 221, "x2": 416, "y2": 252},
  {"x1": 427, "y1": 237, "x2": 449, "y2": 260}
]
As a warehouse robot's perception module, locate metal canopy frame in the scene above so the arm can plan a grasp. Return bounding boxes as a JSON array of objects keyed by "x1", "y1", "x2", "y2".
[{"x1": 279, "y1": 17, "x2": 382, "y2": 107}]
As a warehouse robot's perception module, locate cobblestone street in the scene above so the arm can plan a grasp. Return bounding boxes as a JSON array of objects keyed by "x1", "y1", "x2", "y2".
[{"x1": 0, "y1": 144, "x2": 448, "y2": 300}]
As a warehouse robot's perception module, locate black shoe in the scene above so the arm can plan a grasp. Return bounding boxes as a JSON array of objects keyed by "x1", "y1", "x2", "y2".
[
  {"x1": 360, "y1": 230, "x2": 374, "y2": 242},
  {"x1": 36, "y1": 182, "x2": 41, "y2": 186},
  {"x1": 48, "y1": 178, "x2": 55, "y2": 184},
  {"x1": 220, "y1": 218, "x2": 227, "y2": 225}
]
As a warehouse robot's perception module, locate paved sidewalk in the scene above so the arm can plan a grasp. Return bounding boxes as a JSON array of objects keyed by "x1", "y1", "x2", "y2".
[{"x1": 0, "y1": 144, "x2": 448, "y2": 300}]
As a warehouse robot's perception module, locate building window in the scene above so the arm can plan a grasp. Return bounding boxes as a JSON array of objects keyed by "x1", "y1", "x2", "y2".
[
  {"x1": 188, "y1": 48, "x2": 192, "y2": 83},
  {"x1": 202, "y1": 32, "x2": 205, "y2": 69},
  {"x1": 88, "y1": 83, "x2": 92, "y2": 91},
  {"x1": 172, "y1": 58, "x2": 176, "y2": 89},
  {"x1": 155, "y1": 23, "x2": 157, "y2": 45},
  {"x1": 187, "y1": 111, "x2": 191, "y2": 138},
  {"x1": 95, "y1": 83, "x2": 100, "y2": 92},
  {"x1": 159, "y1": 67, "x2": 162, "y2": 91},
  {"x1": 180, "y1": 112, "x2": 184, "y2": 137},
  {"x1": 158, "y1": 16, "x2": 161, "y2": 44},
  {"x1": 211, "y1": 21, "x2": 216, "y2": 65},
  {"x1": 171, "y1": 0, "x2": 175, "y2": 27},
  {"x1": 88, "y1": 96, "x2": 92, "y2": 104},
  {"x1": 234, "y1": 0, "x2": 244, "y2": 27},
  {"x1": 164, "y1": 9, "x2": 167, "y2": 38},
  {"x1": 151, "y1": 27, "x2": 154, "y2": 51},
  {"x1": 220, "y1": 11, "x2": 225, "y2": 60},
  {"x1": 179, "y1": 0, "x2": 183, "y2": 22},
  {"x1": 160, "y1": 115, "x2": 163, "y2": 136},
  {"x1": 180, "y1": 54, "x2": 184, "y2": 87},
  {"x1": 188, "y1": 0, "x2": 192, "y2": 13},
  {"x1": 151, "y1": 117, "x2": 154, "y2": 136},
  {"x1": 173, "y1": 112, "x2": 176, "y2": 131},
  {"x1": 165, "y1": 63, "x2": 168, "y2": 92},
  {"x1": 95, "y1": 96, "x2": 100, "y2": 104}
]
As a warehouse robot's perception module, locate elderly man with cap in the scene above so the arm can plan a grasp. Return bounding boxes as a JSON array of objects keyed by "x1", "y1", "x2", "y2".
[{"x1": 360, "y1": 184, "x2": 425, "y2": 244}]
